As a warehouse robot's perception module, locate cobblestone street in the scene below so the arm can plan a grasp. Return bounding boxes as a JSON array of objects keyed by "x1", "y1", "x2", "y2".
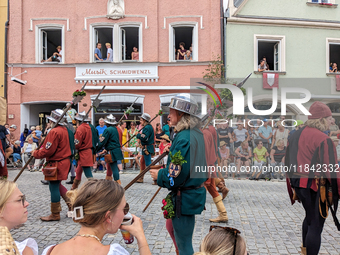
[{"x1": 8, "y1": 169, "x2": 340, "y2": 255}]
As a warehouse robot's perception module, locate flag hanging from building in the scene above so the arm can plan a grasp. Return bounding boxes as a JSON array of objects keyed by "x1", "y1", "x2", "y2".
[
  {"x1": 263, "y1": 73, "x2": 279, "y2": 89},
  {"x1": 336, "y1": 75, "x2": 340, "y2": 91}
]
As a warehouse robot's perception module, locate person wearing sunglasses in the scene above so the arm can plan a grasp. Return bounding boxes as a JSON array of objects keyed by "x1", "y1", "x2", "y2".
[
  {"x1": 150, "y1": 94, "x2": 207, "y2": 255},
  {"x1": 194, "y1": 226, "x2": 248, "y2": 255},
  {"x1": 42, "y1": 179, "x2": 151, "y2": 255},
  {"x1": 0, "y1": 180, "x2": 38, "y2": 255}
]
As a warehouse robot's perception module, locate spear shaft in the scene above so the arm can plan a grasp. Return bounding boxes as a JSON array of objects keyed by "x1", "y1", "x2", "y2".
[
  {"x1": 121, "y1": 113, "x2": 160, "y2": 148},
  {"x1": 13, "y1": 81, "x2": 88, "y2": 182}
]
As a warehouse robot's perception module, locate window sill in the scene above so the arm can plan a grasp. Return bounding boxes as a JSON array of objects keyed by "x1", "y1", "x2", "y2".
[
  {"x1": 326, "y1": 72, "x2": 340, "y2": 76},
  {"x1": 174, "y1": 60, "x2": 194, "y2": 62},
  {"x1": 93, "y1": 61, "x2": 113, "y2": 63},
  {"x1": 42, "y1": 62, "x2": 62, "y2": 65},
  {"x1": 254, "y1": 71, "x2": 286, "y2": 75},
  {"x1": 92, "y1": 61, "x2": 141, "y2": 63},
  {"x1": 306, "y1": 2, "x2": 338, "y2": 8}
]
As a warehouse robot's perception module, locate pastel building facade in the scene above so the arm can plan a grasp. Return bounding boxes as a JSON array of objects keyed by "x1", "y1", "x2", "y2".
[
  {"x1": 225, "y1": 0, "x2": 340, "y2": 122},
  {"x1": 7, "y1": 0, "x2": 221, "y2": 133}
]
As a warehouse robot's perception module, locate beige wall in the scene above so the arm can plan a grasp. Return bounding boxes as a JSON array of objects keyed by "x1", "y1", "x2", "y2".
[{"x1": 0, "y1": 0, "x2": 7, "y2": 98}]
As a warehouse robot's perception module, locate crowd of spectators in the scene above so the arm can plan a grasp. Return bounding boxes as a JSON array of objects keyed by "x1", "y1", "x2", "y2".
[
  {"x1": 216, "y1": 116, "x2": 340, "y2": 181},
  {"x1": 0, "y1": 123, "x2": 49, "y2": 171}
]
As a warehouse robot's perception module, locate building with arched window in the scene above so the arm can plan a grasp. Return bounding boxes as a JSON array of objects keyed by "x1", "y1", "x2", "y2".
[{"x1": 7, "y1": 0, "x2": 221, "y2": 132}]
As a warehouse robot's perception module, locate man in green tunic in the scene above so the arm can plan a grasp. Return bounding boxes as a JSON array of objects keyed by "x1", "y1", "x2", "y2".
[
  {"x1": 150, "y1": 94, "x2": 207, "y2": 255},
  {"x1": 96, "y1": 114, "x2": 123, "y2": 184},
  {"x1": 136, "y1": 113, "x2": 155, "y2": 183}
]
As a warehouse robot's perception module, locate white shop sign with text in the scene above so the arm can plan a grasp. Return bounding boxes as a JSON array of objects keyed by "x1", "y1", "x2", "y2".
[{"x1": 75, "y1": 63, "x2": 159, "y2": 82}]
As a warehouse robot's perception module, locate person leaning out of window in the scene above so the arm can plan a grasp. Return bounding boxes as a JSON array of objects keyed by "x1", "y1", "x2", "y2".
[
  {"x1": 95, "y1": 43, "x2": 103, "y2": 61},
  {"x1": 330, "y1": 63, "x2": 339, "y2": 73},
  {"x1": 176, "y1": 42, "x2": 186, "y2": 60},
  {"x1": 258, "y1": 59, "x2": 268, "y2": 72},
  {"x1": 42, "y1": 46, "x2": 62, "y2": 63}
]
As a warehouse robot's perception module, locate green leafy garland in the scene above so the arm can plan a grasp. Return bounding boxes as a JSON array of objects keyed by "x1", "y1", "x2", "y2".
[
  {"x1": 73, "y1": 90, "x2": 86, "y2": 97},
  {"x1": 161, "y1": 194, "x2": 175, "y2": 219},
  {"x1": 169, "y1": 151, "x2": 187, "y2": 165}
]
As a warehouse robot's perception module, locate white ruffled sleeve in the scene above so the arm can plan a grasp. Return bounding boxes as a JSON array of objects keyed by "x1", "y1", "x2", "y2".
[
  {"x1": 15, "y1": 238, "x2": 38, "y2": 255},
  {"x1": 41, "y1": 245, "x2": 56, "y2": 255},
  {"x1": 108, "y1": 243, "x2": 129, "y2": 255}
]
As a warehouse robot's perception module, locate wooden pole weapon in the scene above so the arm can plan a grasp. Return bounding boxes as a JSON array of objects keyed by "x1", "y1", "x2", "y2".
[
  {"x1": 13, "y1": 82, "x2": 88, "y2": 182},
  {"x1": 121, "y1": 112, "x2": 162, "y2": 148},
  {"x1": 124, "y1": 151, "x2": 168, "y2": 191},
  {"x1": 143, "y1": 187, "x2": 162, "y2": 212}
]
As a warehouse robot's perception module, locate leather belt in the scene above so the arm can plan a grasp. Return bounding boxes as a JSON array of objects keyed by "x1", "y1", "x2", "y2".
[{"x1": 176, "y1": 183, "x2": 205, "y2": 218}]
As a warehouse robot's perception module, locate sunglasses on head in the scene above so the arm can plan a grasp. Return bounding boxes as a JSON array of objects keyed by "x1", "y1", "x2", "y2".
[{"x1": 209, "y1": 225, "x2": 246, "y2": 255}]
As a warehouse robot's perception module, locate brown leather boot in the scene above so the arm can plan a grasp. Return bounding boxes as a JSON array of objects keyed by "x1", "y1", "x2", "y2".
[
  {"x1": 216, "y1": 180, "x2": 229, "y2": 200},
  {"x1": 40, "y1": 202, "x2": 61, "y2": 221},
  {"x1": 105, "y1": 176, "x2": 113, "y2": 181},
  {"x1": 61, "y1": 194, "x2": 72, "y2": 212},
  {"x1": 209, "y1": 195, "x2": 229, "y2": 223},
  {"x1": 71, "y1": 179, "x2": 81, "y2": 190},
  {"x1": 300, "y1": 245, "x2": 306, "y2": 255},
  {"x1": 116, "y1": 179, "x2": 121, "y2": 185}
]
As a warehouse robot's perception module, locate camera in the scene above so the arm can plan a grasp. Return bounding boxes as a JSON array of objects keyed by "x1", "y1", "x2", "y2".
[{"x1": 11, "y1": 77, "x2": 27, "y2": 85}]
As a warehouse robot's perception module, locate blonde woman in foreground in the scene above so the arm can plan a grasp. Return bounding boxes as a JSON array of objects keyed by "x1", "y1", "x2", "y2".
[
  {"x1": 42, "y1": 179, "x2": 151, "y2": 255},
  {"x1": 0, "y1": 180, "x2": 38, "y2": 255},
  {"x1": 194, "y1": 225, "x2": 248, "y2": 255}
]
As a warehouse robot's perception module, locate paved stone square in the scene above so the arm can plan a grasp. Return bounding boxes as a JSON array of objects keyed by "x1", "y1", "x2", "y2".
[{"x1": 8, "y1": 169, "x2": 340, "y2": 255}]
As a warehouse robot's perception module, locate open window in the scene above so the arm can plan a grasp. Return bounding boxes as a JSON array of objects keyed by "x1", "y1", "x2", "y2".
[
  {"x1": 311, "y1": 0, "x2": 330, "y2": 3},
  {"x1": 255, "y1": 35, "x2": 285, "y2": 72},
  {"x1": 94, "y1": 27, "x2": 113, "y2": 61},
  {"x1": 173, "y1": 27, "x2": 193, "y2": 61},
  {"x1": 39, "y1": 28, "x2": 62, "y2": 63},
  {"x1": 170, "y1": 23, "x2": 198, "y2": 62},
  {"x1": 329, "y1": 43, "x2": 340, "y2": 72},
  {"x1": 91, "y1": 23, "x2": 142, "y2": 63},
  {"x1": 257, "y1": 41, "x2": 280, "y2": 71},
  {"x1": 120, "y1": 26, "x2": 139, "y2": 61}
]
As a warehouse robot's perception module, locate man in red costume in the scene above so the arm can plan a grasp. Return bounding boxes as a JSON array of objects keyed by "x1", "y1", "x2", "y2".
[
  {"x1": 33, "y1": 109, "x2": 73, "y2": 221},
  {"x1": 202, "y1": 125, "x2": 228, "y2": 222},
  {"x1": 286, "y1": 101, "x2": 340, "y2": 255},
  {"x1": 71, "y1": 111, "x2": 94, "y2": 190}
]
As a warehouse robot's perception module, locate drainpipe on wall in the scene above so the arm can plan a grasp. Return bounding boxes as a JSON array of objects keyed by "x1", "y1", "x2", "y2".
[
  {"x1": 220, "y1": 0, "x2": 225, "y2": 79},
  {"x1": 4, "y1": 0, "x2": 9, "y2": 100},
  {"x1": 224, "y1": 2, "x2": 230, "y2": 79}
]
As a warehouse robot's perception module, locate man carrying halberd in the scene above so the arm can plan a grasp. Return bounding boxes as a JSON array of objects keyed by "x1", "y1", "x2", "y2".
[{"x1": 150, "y1": 94, "x2": 207, "y2": 255}]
